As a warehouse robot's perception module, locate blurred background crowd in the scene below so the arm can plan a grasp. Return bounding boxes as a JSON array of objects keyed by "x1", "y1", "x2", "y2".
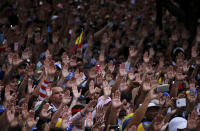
[{"x1": 0, "y1": 0, "x2": 200, "y2": 131}]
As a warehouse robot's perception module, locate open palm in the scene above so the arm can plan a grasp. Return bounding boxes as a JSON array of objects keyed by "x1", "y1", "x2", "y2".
[{"x1": 112, "y1": 90, "x2": 122, "y2": 109}]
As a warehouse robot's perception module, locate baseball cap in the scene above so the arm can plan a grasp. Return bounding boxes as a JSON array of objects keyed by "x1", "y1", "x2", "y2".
[{"x1": 169, "y1": 117, "x2": 187, "y2": 131}]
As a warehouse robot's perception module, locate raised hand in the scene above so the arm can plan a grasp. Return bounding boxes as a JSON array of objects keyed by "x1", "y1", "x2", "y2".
[
  {"x1": 62, "y1": 52, "x2": 69, "y2": 65},
  {"x1": 53, "y1": 32, "x2": 59, "y2": 44},
  {"x1": 35, "y1": 32, "x2": 42, "y2": 44},
  {"x1": 41, "y1": 103, "x2": 51, "y2": 119},
  {"x1": 149, "y1": 47, "x2": 155, "y2": 58},
  {"x1": 175, "y1": 69, "x2": 186, "y2": 81},
  {"x1": 5, "y1": 85, "x2": 16, "y2": 102},
  {"x1": 108, "y1": 61, "x2": 115, "y2": 73},
  {"x1": 142, "y1": 77, "x2": 151, "y2": 91},
  {"x1": 99, "y1": 50, "x2": 105, "y2": 62},
  {"x1": 62, "y1": 65, "x2": 69, "y2": 77},
  {"x1": 119, "y1": 62, "x2": 127, "y2": 76},
  {"x1": 191, "y1": 45, "x2": 198, "y2": 58},
  {"x1": 45, "y1": 50, "x2": 52, "y2": 60},
  {"x1": 8, "y1": 52, "x2": 13, "y2": 65},
  {"x1": 85, "y1": 112, "x2": 94, "y2": 128},
  {"x1": 171, "y1": 30, "x2": 178, "y2": 41},
  {"x1": 27, "y1": 79, "x2": 34, "y2": 94},
  {"x1": 166, "y1": 66, "x2": 175, "y2": 79},
  {"x1": 129, "y1": 46, "x2": 138, "y2": 57},
  {"x1": 154, "y1": 27, "x2": 161, "y2": 38},
  {"x1": 103, "y1": 80, "x2": 111, "y2": 98},
  {"x1": 48, "y1": 60, "x2": 57, "y2": 75},
  {"x1": 62, "y1": 90, "x2": 72, "y2": 105},
  {"x1": 152, "y1": 114, "x2": 168, "y2": 131},
  {"x1": 95, "y1": 105, "x2": 104, "y2": 121},
  {"x1": 46, "y1": 86, "x2": 52, "y2": 98},
  {"x1": 141, "y1": 27, "x2": 148, "y2": 38},
  {"x1": 72, "y1": 85, "x2": 82, "y2": 99},
  {"x1": 119, "y1": 77, "x2": 128, "y2": 91},
  {"x1": 44, "y1": 60, "x2": 56, "y2": 79},
  {"x1": 12, "y1": 53, "x2": 23, "y2": 66},
  {"x1": 147, "y1": 85, "x2": 161, "y2": 100},
  {"x1": 112, "y1": 90, "x2": 122, "y2": 109},
  {"x1": 143, "y1": 51, "x2": 150, "y2": 63},
  {"x1": 187, "y1": 106, "x2": 200, "y2": 130},
  {"x1": 89, "y1": 80, "x2": 95, "y2": 95},
  {"x1": 0, "y1": 84, "x2": 3, "y2": 92},
  {"x1": 22, "y1": 103, "x2": 29, "y2": 120},
  {"x1": 74, "y1": 69, "x2": 82, "y2": 85},
  {"x1": 27, "y1": 110, "x2": 39, "y2": 128},
  {"x1": 6, "y1": 102, "x2": 16, "y2": 124},
  {"x1": 135, "y1": 73, "x2": 142, "y2": 84},
  {"x1": 101, "y1": 33, "x2": 110, "y2": 44},
  {"x1": 22, "y1": 47, "x2": 32, "y2": 60},
  {"x1": 196, "y1": 26, "x2": 200, "y2": 42}
]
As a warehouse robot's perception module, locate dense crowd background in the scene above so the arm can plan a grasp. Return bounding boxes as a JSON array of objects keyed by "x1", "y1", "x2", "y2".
[{"x1": 0, "y1": 0, "x2": 200, "y2": 131}]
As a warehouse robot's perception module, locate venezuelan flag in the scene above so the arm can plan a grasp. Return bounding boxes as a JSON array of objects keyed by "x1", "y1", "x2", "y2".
[
  {"x1": 70, "y1": 31, "x2": 83, "y2": 54},
  {"x1": 120, "y1": 113, "x2": 134, "y2": 131}
]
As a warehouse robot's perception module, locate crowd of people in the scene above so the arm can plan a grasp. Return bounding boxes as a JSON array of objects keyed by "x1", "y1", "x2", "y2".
[{"x1": 0, "y1": 0, "x2": 200, "y2": 131}]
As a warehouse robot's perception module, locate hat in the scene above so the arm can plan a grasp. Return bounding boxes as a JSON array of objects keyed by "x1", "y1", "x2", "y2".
[
  {"x1": 147, "y1": 103, "x2": 157, "y2": 108},
  {"x1": 120, "y1": 113, "x2": 134, "y2": 131},
  {"x1": 186, "y1": 89, "x2": 198, "y2": 96},
  {"x1": 150, "y1": 99, "x2": 160, "y2": 105},
  {"x1": 137, "y1": 121, "x2": 151, "y2": 131},
  {"x1": 54, "y1": 62, "x2": 62, "y2": 70},
  {"x1": 163, "y1": 92, "x2": 170, "y2": 97},
  {"x1": 71, "y1": 105, "x2": 84, "y2": 116},
  {"x1": 98, "y1": 96, "x2": 111, "y2": 105},
  {"x1": 173, "y1": 47, "x2": 184, "y2": 55},
  {"x1": 169, "y1": 117, "x2": 187, "y2": 131}
]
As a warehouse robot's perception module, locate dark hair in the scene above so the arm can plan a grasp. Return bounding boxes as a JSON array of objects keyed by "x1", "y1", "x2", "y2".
[
  {"x1": 7, "y1": 125, "x2": 22, "y2": 131},
  {"x1": 28, "y1": 95, "x2": 38, "y2": 110}
]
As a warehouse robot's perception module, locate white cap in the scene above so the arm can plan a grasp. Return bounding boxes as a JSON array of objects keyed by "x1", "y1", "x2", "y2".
[
  {"x1": 147, "y1": 103, "x2": 157, "y2": 108},
  {"x1": 169, "y1": 117, "x2": 187, "y2": 131},
  {"x1": 150, "y1": 99, "x2": 160, "y2": 105}
]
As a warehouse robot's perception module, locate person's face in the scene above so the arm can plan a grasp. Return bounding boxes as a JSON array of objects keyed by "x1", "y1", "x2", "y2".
[
  {"x1": 70, "y1": 56, "x2": 77, "y2": 67},
  {"x1": 106, "y1": 73, "x2": 113, "y2": 81},
  {"x1": 176, "y1": 52, "x2": 184, "y2": 61},
  {"x1": 94, "y1": 87, "x2": 101, "y2": 99},
  {"x1": 187, "y1": 90, "x2": 197, "y2": 102},
  {"x1": 156, "y1": 52, "x2": 164, "y2": 61},
  {"x1": 96, "y1": 76, "x2": 103, "y2": 85},
  {"x1": 143, "y1": 52, "x2": 149, "y2": 63},
  {"x1": 127, "y1": 125, "x2": 137, "y2": 131},
  {"x1": 128, "y1": 72, "x2": 135, "y2": 80},
  {"x1": 152, "y1": 116, "x2": 164, "y2": 131},
  {"x1": 51, "y1": 87, "x2": 64, "y2": 105},
  {"x1": 145, "y1": 107, "x2": 159, "y2": 121}
]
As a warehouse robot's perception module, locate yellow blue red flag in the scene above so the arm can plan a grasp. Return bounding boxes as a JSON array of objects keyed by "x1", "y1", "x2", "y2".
[{"x1": 71, "y1": 31, "x2": 83, "y2": 54}]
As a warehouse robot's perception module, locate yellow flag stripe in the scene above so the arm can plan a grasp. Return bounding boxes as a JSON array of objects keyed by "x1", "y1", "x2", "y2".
[{"x1": 75, "y1": 31, "x2": 83, "y2": 45}]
